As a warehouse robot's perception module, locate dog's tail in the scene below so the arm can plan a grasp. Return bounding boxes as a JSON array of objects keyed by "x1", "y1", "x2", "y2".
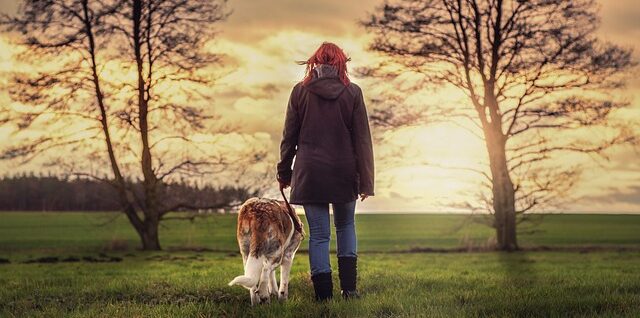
[{"x1": 228, "y1": 255, "x2": 263, "y2": 289}]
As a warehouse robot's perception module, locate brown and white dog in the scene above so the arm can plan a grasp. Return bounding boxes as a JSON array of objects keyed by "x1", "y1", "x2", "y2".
[{"x1": 228, "y1": 197, "x2": 304, "y2": 305}]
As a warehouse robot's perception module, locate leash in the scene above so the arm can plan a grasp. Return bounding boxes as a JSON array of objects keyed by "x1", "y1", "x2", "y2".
[{"x1": 280, "y1": 187, "x2": 304, "y2": 237}]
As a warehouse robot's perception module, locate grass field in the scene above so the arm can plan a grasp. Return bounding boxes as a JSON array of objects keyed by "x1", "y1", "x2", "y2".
[{"x1": 1, "y1": 212, "x2": 639, "y2": 317}]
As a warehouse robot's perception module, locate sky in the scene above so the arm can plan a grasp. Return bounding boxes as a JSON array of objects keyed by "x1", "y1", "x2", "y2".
[{"x1": 1, "y1": 0, "x2": 639, "y2": 213}]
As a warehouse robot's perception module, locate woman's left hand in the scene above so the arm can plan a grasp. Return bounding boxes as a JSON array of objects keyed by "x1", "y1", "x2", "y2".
[
  {"x1": 279, "y1": 180, "x2": 290, "y2": 191},
  {"x1": 359, "y1": 193, "x2": 369, "y2": 201}
]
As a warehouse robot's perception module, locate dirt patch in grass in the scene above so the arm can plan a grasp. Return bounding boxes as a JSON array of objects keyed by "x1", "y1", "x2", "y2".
[
  {"x1": 21, "y1": 254, "x2": 123, "y2": 264},
  {"x1": 145, "y1": 254, "x2": 205, "y2": 262},
  {"x1": 520, "y1": 245, "x2": 640, "y2": 253},
  {"x1": 362, "y1": 245, "x2": 640, "y2": 254}
]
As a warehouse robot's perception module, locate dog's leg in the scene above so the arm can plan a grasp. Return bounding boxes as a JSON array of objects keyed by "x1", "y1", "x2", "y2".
[
  {"x1": 278, "y1": 253, "x2": 294, "y2": 301},
  {"x1": 257, "y1": 261, "x2": 274, "y2": 304},
  {"x1": 250, "y1": 286, "x2": 259, "y2": 306},
  {"x1": 269, "y1": 267, "x2": 278, "y2": 296}
]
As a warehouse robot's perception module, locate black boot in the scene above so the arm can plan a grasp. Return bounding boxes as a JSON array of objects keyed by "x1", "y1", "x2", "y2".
[
  {"x1": 310, "y1": 272, "x2": 333, "y2": 301},
  {"x1": 338, "y1": 256, "x2": 360, "y2": 299}
]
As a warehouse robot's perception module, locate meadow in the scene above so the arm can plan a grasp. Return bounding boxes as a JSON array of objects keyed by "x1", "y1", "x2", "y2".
[{"x1": 1, "y1": 212, "x2": 639, "y2": 317}]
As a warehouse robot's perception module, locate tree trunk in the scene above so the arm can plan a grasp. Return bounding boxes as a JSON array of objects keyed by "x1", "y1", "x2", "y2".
[
  {"x1": 132, "y1": 217, "x2": 161, "y2": 251},
  {"x1": 83, "y1": 0, "x2": 149, "y2": 249},
  {"x1": 130, "y1": 0, "x2": 162, "y2": 251},
  {"x1": 485, "y1": 127, "x2": 518, "y2": 251}
]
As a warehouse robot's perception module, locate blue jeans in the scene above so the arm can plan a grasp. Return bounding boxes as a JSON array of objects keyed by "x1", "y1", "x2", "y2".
[{"x1": 303, "y1": 200, "x2": 357, "y2": 276}]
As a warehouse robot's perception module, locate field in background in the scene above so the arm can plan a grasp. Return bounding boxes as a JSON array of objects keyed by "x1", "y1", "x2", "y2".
[
  {"x1": 1, "y1": 212, "x2": 640, "y2": 257},
  {"x1": 1, "y1": 212, "x2": 639, "y2": 317}
]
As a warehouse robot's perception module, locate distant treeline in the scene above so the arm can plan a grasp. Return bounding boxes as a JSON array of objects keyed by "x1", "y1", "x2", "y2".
[{"x1": 0, "y1": 173, "x2": 256, "y2": 212}]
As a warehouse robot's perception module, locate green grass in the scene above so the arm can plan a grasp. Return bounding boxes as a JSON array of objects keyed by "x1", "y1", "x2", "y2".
[
  {"x1": 0, "y1": 212, "x2": 639, "y2": 317},
  {"x1": 1, "y1": 212, "x2": 639, "y2": 257}
]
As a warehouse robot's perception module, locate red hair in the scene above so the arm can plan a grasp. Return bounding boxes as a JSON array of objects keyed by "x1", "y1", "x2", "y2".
[{"x1": 298, "y1": 42, "x2": 351, "y2": 86}]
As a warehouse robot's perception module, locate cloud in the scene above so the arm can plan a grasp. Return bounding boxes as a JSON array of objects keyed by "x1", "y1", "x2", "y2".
[
  {"x1": 571, "y1": 183, "x2": 640, "y2": 213},
  {"x1": 598, "y1": 0, "x2": 640, "y2": 34},
  {"x1": 221, "y1": 0, "x2": 381, "y2": 43},
  {"x1": 596, "y1": 185, "x2": 640, "y2": 205},
  {"x1": 0, "y1": 1, "x2": 19, "y2": 15}
]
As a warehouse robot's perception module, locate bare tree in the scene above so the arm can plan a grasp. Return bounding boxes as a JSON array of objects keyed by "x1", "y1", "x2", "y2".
[
  {"x1": 362, "y1": 0, "x2": 637, "y2": 250},
  {"x1": 0, "y1": 0, "x2": 263, "y2": 250}
]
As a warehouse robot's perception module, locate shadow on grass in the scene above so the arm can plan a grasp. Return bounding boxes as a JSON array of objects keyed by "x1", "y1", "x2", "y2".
[{"x1": 498, "y1": 251, "x2": 538, "y2": 288}]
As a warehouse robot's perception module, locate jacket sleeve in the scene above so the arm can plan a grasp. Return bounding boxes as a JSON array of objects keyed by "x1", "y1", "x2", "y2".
[
  {"x1": 276, "y1": 85, "x2": 301, "y2": 183},
  {"x1": 351, "y1": 86, "x2": 375, "y2": 196}
]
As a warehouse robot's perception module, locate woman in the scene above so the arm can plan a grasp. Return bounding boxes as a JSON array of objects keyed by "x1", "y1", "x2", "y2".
[{"x1": 276, "y1": 42, "x2": 375, "y2": 301}]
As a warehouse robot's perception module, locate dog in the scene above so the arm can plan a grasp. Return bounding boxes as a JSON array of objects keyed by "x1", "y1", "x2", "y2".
[{"x1": 228, "y1": 197, "x2": 304, "y2": 305}]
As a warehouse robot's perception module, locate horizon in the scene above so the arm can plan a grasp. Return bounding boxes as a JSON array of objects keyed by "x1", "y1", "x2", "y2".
[{"x1": 2, "y1": 209, "x2": 639, "y2": 215}]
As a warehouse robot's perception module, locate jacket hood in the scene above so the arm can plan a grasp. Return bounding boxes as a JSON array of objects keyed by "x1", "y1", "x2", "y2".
[{"x1": 304, "y1": 64, "x2": 347, "y2": 100}]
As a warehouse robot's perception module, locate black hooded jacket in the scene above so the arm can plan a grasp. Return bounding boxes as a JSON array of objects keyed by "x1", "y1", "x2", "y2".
[{"x1": 277, "y1": 64, "x2": 375, "y2": 204}]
